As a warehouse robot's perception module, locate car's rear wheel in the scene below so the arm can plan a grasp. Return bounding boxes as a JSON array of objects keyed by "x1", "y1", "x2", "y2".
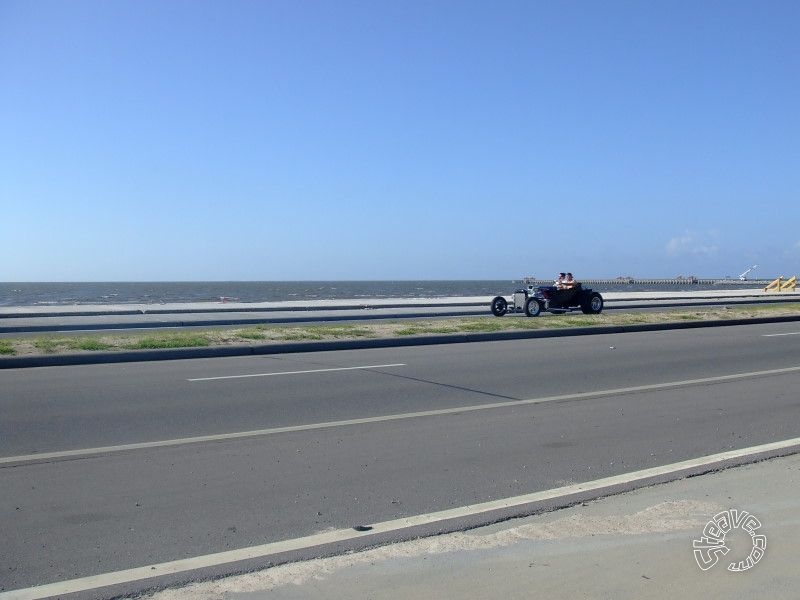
[
  {"x1": 491, "y1": 296, "x2": 508, "y2": 316},
  {"x1": 581, "y1": 292, "x2": 603, "y2": 314},
  {"x1": 525, "y1": 297, "x2": 542, "y2": 317}
]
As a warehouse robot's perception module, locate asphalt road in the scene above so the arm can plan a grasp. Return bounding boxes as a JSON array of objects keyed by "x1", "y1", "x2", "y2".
[{"x1": 2, "y1": 321, "x2": 800, "y2": 595}]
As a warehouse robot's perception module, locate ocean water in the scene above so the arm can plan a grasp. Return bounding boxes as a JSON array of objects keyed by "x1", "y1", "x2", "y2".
[{"x1": 0, "y1": 281, "x2": 768, "y2": 307}]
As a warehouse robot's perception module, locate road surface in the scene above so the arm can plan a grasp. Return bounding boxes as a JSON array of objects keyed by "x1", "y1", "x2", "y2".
[{"x1": 2, "y1": 320, "x2": 799, "y2": 597}]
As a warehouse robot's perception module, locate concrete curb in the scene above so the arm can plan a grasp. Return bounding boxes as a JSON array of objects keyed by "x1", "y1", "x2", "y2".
[
  {"x1": 0, "y1": 302, "x2": 487, "y2": 319},
  {"x1": 3, "y1": 314, "x2": 800, "y2": 369},
  {"x1": 2, "y1": 293, "x2": 798, "y2": 319}
]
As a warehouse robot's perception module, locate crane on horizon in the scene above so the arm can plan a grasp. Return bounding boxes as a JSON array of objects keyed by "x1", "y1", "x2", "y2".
[{"x1": 738, "y1": 265, "x2": 758, "y2": 280}]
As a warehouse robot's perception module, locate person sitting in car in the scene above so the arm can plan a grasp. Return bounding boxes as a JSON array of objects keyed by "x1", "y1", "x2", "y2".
[{"x1": 561, "y1": 272, "x2": 576, "y2": 288}]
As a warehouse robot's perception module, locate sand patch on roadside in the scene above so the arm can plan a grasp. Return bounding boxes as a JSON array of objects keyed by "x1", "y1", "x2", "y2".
[{"x1": 142, "y1": 499, "x2": 720, "y2": 600}]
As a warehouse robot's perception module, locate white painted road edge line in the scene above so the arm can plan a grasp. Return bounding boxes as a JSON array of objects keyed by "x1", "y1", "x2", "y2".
[
  {"x1": 762, "y1": 332, "x2": 800, "y2": 337},
  {"x1": 3, "y1": 436, "x2": 800, "y2": 600},
  {"x1": 3, "y1": 364, "x2": 800, "y2": 467},
  {"x1": 186, "y1": 363, "x2": 407, "y2": 382}
]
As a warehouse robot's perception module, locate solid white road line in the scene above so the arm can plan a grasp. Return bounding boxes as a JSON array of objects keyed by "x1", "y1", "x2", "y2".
[
  {"x1": 187, "y1": 363, "x2": 407, "y2": 382},
  {"x1": 3, "y1": 435, "x2": 800, "y2": 600},
  {"x1": 3, "y1": 365, "x2": 800, "y2": 467},
  {"x1": 762, "y1": 332, "x2": 800, "y2": 337}
]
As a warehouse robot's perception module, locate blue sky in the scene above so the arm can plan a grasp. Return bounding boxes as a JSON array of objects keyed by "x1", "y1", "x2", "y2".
[{"x1": 2, "y1": 1, "x2": 798, "y2": 281}]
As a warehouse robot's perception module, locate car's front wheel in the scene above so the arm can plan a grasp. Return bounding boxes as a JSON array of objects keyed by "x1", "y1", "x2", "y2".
[{"x1": 491, "y1": 296, "x2": 508, "y2": 316}]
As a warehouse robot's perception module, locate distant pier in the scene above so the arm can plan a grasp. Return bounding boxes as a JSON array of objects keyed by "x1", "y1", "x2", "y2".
[{"x1": 521, "y1": 277, "x2": 773, "y2": 286}]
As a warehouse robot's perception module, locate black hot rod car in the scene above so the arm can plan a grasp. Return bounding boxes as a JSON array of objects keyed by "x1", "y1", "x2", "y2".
[{"x1": 490, "y1": 283, "x2": 603, "y2": 317}]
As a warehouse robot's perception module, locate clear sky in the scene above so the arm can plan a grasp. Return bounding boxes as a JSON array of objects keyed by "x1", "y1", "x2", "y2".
[{"x1": 2, "y1": 1, "x2": 798, "y2": 281}]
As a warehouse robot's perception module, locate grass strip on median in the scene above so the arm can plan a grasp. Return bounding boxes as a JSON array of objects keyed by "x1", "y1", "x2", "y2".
[
  {"x1": 2, "y1": 303, "x2": 799, "y2": 357},
  {"x1": 123, "y1": 333, "x2": 211, "y2": 350}
]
